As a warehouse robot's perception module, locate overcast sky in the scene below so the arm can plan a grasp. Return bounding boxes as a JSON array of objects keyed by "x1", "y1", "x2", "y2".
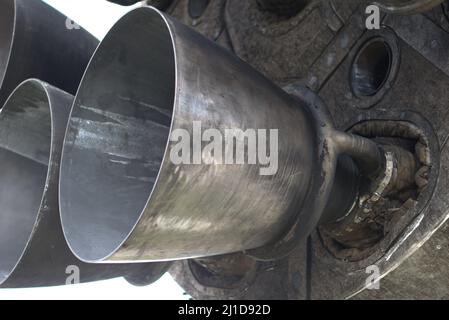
[{"x1": 0, "y1": 0, "x2": 187, "y2": 300}]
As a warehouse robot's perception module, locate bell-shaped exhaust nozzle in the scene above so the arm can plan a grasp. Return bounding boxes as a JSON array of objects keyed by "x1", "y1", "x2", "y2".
[
  {"x1": 0, "y1": 0, "x2": 98, "y2": 107},
  {"x1": 0, "y1": 79, "x2": 170, "y2": 288},
  {"x1": 59, "y1": 7, "x2": 383, "y2": 263}
]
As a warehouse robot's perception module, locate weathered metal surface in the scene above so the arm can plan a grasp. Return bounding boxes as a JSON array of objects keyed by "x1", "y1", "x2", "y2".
[
  {"x1": 104, "y1": 0, "x2": 449, "y2": 299},
  {"x1": 308, "y1": 8, "x2": 449, "y2": 299},
  {"x1": 0, "y1": 79, "x2": 170, "y2": 288},
  {"x1": 0, "y1": 0, "x2": 98, "y2": 107},
  {"x1": 154, "y1": 1, "x2": 449, "y2": 298},
  {"x1": 60, "y1": 6, "x2": 370, "y2": 264},
  {"x1": 355, "y1": 187, "x2": 449, "y2": 299}
]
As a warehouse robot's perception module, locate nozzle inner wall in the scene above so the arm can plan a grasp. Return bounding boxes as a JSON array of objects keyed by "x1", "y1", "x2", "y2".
[
  {"x1": 0, "y1": 82, "x2": 51, "y2": 284},
  {"x1": 60, "y1": 10, "x2": 176, "y2": 262},
  {"x1": 0, "y1": 1, "x2": 14, "y2": 88}
]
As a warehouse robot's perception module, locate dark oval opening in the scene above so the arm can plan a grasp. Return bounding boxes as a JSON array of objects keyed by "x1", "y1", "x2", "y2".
[
  {"x1": 257, "y1": 0, "x2": 309, "y2": 18},
  {"x1": 189, "y1": 254, "x2": 257, "y2": 289},
  {"x1": 350, "y1": 38, "x2": 392, "y2": 97},
  {"x1": 188, "y1": 0, "x2": 211, "y2": 19}
]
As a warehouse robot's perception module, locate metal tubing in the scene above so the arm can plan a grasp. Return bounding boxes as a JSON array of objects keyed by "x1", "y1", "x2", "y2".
[
  {"x1": 0, "y1": 0, "x2": 98, "y2": 107},
  {"x1": 319, "y1": 155, "x2": 360, "y2": 224},
  {"x1": 332, "y1": 131, "x2": 386, "y2": 180},
  {"x1": 0, "y1": 80, "x2": 169, "y2": 288}
]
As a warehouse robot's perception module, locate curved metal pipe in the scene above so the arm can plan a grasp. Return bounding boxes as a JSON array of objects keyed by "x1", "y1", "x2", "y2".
[
  {"x1": 0, "y1": 80, "x2": 169, "y2": 288},
  {"x1": 0, "y1": 0, "x2": 98, "y2": 107},
  {"x1": 331, "y1": 131, "x2": 385, "y2": 180}
]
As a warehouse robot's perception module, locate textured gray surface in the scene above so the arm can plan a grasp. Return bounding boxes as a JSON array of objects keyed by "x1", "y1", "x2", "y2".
[{"x1": 104, "y1": 0, "x2": 449, "y2": 299}]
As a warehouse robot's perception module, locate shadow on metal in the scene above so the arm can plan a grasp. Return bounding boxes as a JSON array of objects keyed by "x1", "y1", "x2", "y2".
[{"x1": 0, "y1": 0, "x2": 98, "y2": 107}]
